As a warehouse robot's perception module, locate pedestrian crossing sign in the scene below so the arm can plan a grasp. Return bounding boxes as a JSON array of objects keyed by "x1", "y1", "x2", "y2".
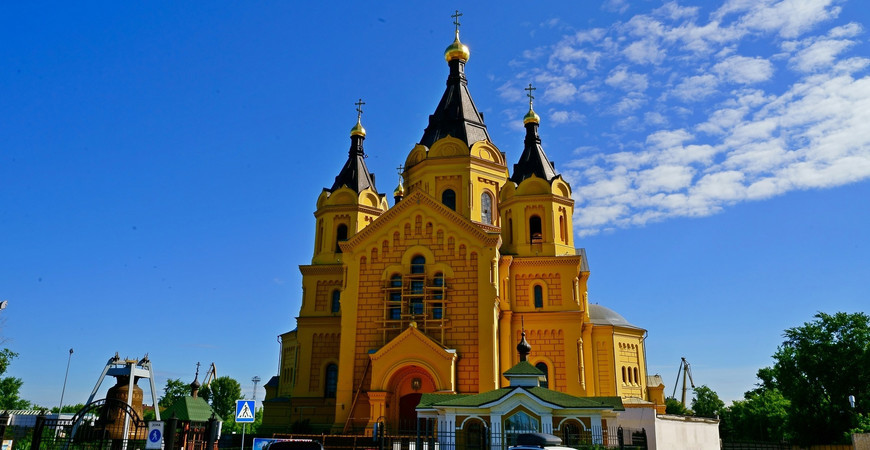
[{"x1": 235, "y1": 400, "x2": 255, "y2": 423}]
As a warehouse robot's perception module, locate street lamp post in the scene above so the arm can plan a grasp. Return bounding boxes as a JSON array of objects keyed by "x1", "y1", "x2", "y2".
[{"x1": 58, "y1": 348, "x2": 74, "y2": 413}]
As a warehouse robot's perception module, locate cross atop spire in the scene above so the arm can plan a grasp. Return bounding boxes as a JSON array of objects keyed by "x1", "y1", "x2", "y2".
[
  {"x1": 525, "y1": 83, "x2": 536, "y2": 109},
  {"x1": 355, "y1": 98, "x2": 365, "y2": 121},
  {"x1": 452, "y1": 10, "x2": 463, "y2": 35}
]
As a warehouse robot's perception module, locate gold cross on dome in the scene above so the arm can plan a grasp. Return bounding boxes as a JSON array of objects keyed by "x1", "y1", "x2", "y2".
[
  {"x1": 355, "y1": 98, "x2": 365, "y2": 120},
  {"x1": 452, "y1": 10, "x2": 463, "y2": 34},
  {"x1": 525, "y1": 83, "x2": 536, "y2": 108}
]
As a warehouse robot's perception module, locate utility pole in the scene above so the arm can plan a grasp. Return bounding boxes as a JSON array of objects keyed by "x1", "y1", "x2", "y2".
[
  {"x1": 59, "y1": 348, "x2": 74, "y2": 412},
  {"x1": 251, "y1": 376, "x2": 261, "y2": 401}
]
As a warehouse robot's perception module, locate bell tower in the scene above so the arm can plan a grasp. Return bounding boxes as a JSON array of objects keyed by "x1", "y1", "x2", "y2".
[
  {"x1": 312, "y1": 100, "x2": 389, "y2": 265},
  {"x1": 500, "y1": 84, "x2": 575, "y2": 257}
]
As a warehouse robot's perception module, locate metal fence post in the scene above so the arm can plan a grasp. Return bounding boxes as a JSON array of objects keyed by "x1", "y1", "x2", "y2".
[
  {"x1": 206, "y1": 414, "x2": 218, "y2": 450},
  {"x1": 165, "y1": 413, "x2": 178, "y2": 450},
  {"x1": 31, "y1": 414, "x2": 46, "y2": 450},
  {"x1": 0, "y1": 411, "x2": 9, "y2": 440},
  {"x1": 617, "y1": 425, "x2": 624, "y2": 450}
]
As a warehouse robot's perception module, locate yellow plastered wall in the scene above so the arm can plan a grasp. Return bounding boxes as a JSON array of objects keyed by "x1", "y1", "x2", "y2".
[
  {"x1": 331, "y1": 193, "x2": 501, "y2": 428},
  {"x1": 312, "y1": 186, "x2": 387, "y2": 264},
  {"x1": 499, "y1": 176, "x2": 575, "y2": 257},
  {"x1": 403, "y1": 137, "x2": 509, "y2": 226}
]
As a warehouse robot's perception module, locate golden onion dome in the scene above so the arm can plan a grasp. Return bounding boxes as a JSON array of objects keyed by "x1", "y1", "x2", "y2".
[
  {"x1": 444, "y1": 32, "x2": 470, "y2": 62},
  {"x1": 393, "y1": 183, "x2": 405, "y2": 197},
  {"x1": 350, "y1": 119, "x2": 366, "y2": 137},
  {"x1": 523, "y1": 107, "x2": 540, "y2": 125}
]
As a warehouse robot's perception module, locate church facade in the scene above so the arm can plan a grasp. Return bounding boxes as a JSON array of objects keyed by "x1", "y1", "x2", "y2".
[{"x1": 262, "y1": 22, "x2": 665, "y2": 435}]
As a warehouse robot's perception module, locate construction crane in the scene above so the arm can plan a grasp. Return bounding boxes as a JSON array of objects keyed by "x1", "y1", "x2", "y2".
[
  {"x1": 671, "y1": 357, "x2": 695, "y2": 408},
  {"x1": 203, "y1": 362, "x2": 217, "y2": 388}
]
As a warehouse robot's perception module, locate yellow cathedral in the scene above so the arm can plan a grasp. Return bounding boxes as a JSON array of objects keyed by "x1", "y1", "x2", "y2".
[{"x1": 262, "y1": 23, "x2": 666, "y2": 435}]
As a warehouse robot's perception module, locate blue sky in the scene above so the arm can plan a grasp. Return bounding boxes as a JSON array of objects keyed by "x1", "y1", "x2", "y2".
[{"x1": 2, "y1": 0, "x2": 868, "y2": 409}]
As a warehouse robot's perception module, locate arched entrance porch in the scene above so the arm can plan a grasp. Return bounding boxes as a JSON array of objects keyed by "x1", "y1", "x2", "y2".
[{"x1": 386, "y1": 365, "x2": 436, "y2": 433}]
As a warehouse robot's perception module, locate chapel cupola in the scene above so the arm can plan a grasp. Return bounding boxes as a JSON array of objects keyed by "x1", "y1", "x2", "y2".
[
  {"x1": 418, "y1": 11, "x2": 490, "y2": 149},
  {"x1": 499, "y1": 84, "x2": 577, "y2": 257},
  {"x1": 329, "y1": 100, "x2": 375, "y2": 194},
  {"x1": 312, "y1": 100, "x2": 389, "y2": 264},
  {"x1": 510, "y1": 84, "x2": 557, "y2": 185}
]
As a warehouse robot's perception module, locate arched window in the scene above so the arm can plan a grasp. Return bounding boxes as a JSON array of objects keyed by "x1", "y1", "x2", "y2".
[
  {"x1": 634, "y1": 367, "x2": 640, "y2": 385},
  {"x1": 533, "y1": 285, "x2": 543, "y2": 308},
  {"x1": 622, "y1": 366, "x2": 627, "y2": 384},
  {"x1": 559, "y1": 215, "x2": 565, "y2": 242},
  {"x1": 432, "y1": 272, "x2": 444, "y2": 319},
  {"x1": 335, "y1": 224, "x2": 348, "y2": 253},
  {"x1": 535, "y1": 362, "x2": 549, "y2": 389},
  {"x1": 441, "y1": 189, "x2": 456, "y2": 211},
  {"x1": 324, "y1": 363, "x2": 338, "y2": 398},
  {"x1": 481, "y1": 192, "x2": 493, "y2": 224},
  {"x1": 411, "y1": 255, "x2": 426, "y2": 274},
  {"x1": 389, "y1": 274, "x2": 402, "y2": 320},
  {"x1": 504, "y1": 410, "x2": 539, "y2": 436},
  {"x1": 529, "y1": 216, "x2": 542, "y2": 243},
  {"x1": 331, "y1": 289, "x2": 341, "y2": 313}
]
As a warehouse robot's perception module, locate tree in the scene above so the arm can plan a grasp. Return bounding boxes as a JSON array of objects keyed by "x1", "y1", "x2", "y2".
[
  {"x1": 202, "y1": 376, "x2": 242, "y2": 420},
  {"x1": 159, "y1": 378, "x2": 190, "y2": 408},
  {"x1": 721, "y1": 385, "x2": 791, "y2": 442},
  {"x1": 51, "y1": 403, "x2": 86, "y2": 414},
  {"x1": 691, "y1": 385, "x2": 725, "y2": 418},
  {"x1": 665, "y1": 397, "x2": 690, "y2": 415},
  {"x1": 766, "y1": 312, "x2": 870, "y2": 444},
  {"x1": 0, "y1": 349, "x2": 30, "y2": 410}
]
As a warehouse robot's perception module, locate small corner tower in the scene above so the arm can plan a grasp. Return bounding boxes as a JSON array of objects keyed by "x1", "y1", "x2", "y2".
[
  {"x1": 500, "y1": 84, "x2": 576, "y2": 257},
  {"x1": 312, "y1": 100, "x2": 389, "y2": 265}
]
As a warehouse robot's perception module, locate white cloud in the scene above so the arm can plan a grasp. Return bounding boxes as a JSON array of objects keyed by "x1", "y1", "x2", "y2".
[
  {"x1": 734, "y1": 0, "x2": 842, "y2": 39},
  {"x1": 544, "y1": 80, "x2": 579, "y2": 103},
  {"x1": 623, "y1": 38, "x2": 666, "y2": 65},
  {"x1": 671, "y1": 74, "x2": 719, "y2": 101},
  {"x1": 549, "y1": 110, "x2": 585, "y2": 124},
  {"x1": 602, "y1": 0, "x2": 630, "y2": 14},
  {"x1": 714, "y1": 55, "x2": 775, "y2": 84},
  {"x1": 647, "y1": 129, "x2": 694, "y2": 149},
  {"x1": 512, "y1": 0, "x2": 870, "y2": 236},
  {"x1": 606, "y1": 66, "x2": 649, "y2": 91},
  {"x1": 789, "y1": 38, "x2": 855, "y2": 73}
]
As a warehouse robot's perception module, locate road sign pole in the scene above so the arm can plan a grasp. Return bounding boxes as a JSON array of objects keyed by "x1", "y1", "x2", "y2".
[{"x1": 241, "y1": 423, "x2": 246, "y2": 450}]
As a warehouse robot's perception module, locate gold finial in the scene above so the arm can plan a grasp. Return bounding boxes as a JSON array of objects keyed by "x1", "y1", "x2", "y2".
[
  {"x1": 523, "y1": 83, "x2": 540, "y2": 125},
  {"x1": 350, "y1": 98, "x2": 366, "y2": 137},
  {"x1": 394, "y1": 164, "x2": 405, "y2": 196},
  {"x1": 445, "y1": 10, "x2": 470, "y2": 62}
]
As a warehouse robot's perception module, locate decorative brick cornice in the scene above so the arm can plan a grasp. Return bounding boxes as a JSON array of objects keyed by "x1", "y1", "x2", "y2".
[
  {"x1": 509, "y1": 254, "x2": 587, "y2": 271},
  {"x1": 299, "y1": 264, "x2": 344, "y2": 276},
  {"x1": 342, "y1": 190, "x2": 500, "y2": 251}
]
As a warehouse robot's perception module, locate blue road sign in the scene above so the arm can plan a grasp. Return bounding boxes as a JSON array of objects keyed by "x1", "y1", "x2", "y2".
[{"x1": 236, "y1": 400, "x2": 255, "y2": 423}]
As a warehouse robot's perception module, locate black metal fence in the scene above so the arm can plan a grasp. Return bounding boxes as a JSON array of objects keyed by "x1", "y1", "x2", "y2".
[
  {"x1": 272, "y1": 426, "x2": 648, "y2": 450},
  {"x1": 0, "y1": 399, "x2": 219, "y2": 450}
]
